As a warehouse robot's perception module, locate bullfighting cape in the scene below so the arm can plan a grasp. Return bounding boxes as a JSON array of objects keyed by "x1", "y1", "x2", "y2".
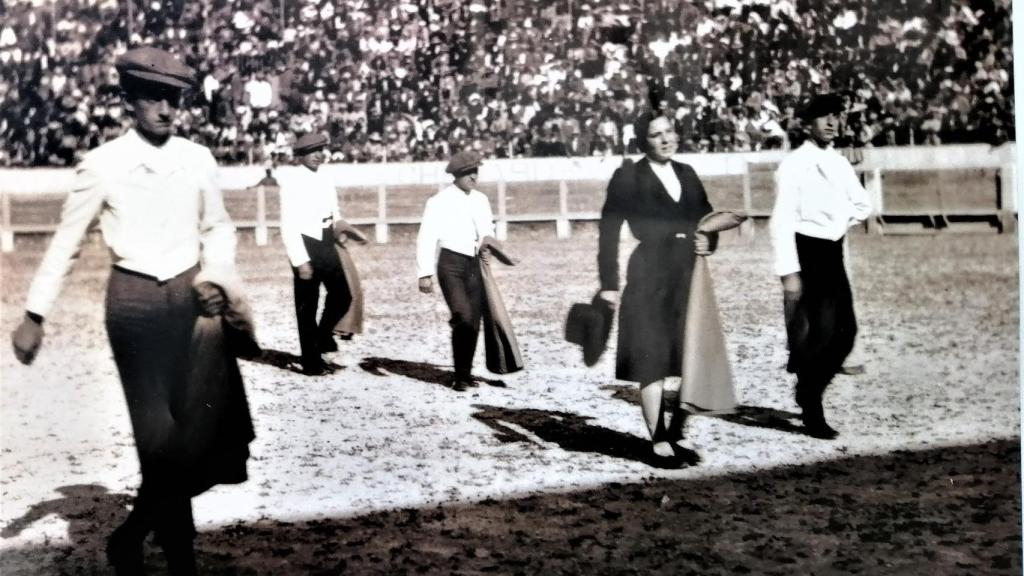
[
  {"x1": 332, "y1": 222, "x2": 368, "y2": 336},
  {"x1": 479, "y1": 246, "x2": 524, "y2": 374},
  {"x1": 680, "y1": 211, "x2": 746, "y2": 413},
  {"x1": 180, "y1": 280, "x2": 258, "y2": 497}
]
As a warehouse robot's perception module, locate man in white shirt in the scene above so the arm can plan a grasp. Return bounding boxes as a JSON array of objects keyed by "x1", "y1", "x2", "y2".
[
  {"x1": 9, "y1": 47, "x2": 251, "y2": 576},
  {"x1": 278, "y1": 132, "x2": 352, "y2": 376},
  {"x1": 416, "y1": 151, "x2": 500, "y2": 391},
  {"x1": 770, "y1": 93, "x2": 873, "y2": 440}
]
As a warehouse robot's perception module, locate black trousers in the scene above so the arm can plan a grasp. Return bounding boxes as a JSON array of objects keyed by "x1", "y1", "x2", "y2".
[
  {"x1": 436, "y1": 248, "x2": 483, "y2": 379},
  {"x1": 788, "y1": 233, "x2": 858, "y2": 408},
  {"x1": 105, "y1": 265, "x2": 200, "y2": 546},
  {"x1": 293, "y1": 228, "x2": 351, "y2": 369}
]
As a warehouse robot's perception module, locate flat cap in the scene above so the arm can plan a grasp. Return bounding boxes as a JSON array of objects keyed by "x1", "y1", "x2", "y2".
[
  {"x1": 445, "y1": 150, "x2": 483, "y2": 175},
  {"x1": 798, "y1": 93, "x2": 845, "y2": 121},
  {"x1": 116, "y1": 47, "x2": 194, "y2": 89},
  {"x1": 293, "y1": 133, "x2": 329, "y2": 155}
]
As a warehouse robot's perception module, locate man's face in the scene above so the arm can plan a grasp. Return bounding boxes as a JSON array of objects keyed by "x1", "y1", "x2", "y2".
[
  {"x1": 809, "y1": 112, "x2": 839, "y2": 145},
  {"x1": 300, "y1": 148, "x2": 325, "y2": 171},
  {"x1": 454, "y1": 170, "x2": 477, "y2": 192},
  {"x1": 128, "y1": 83, "x2": 182, "y2": 144}
]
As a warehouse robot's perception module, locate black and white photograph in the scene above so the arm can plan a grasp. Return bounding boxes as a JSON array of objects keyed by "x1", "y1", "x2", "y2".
[{"x1": 0, "y1": 0, "x2": 1020, "y2": 574}]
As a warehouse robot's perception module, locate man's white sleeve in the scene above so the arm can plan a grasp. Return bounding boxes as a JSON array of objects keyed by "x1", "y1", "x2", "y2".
[
  {"x1": 844, "y1": 162, "x2": 873, "y2": 225},
  {"x1": 196, "y1": 150, "x2": 238, "y2": 280},
  {"x1": 279, "y1": 182, "x2": 311, "y2": 267},
  {"x1": 474, "y1": 193, "x2": 497, "y2": 240},
  {"x1": 416, "y1": 198, "x2": 439, "y2": 278},
  {"x1": 769, "y1": 163, "x2": 802, "y2": 277},
  {"x1": 25, "y1": 162, "x2": 106, "y2": 317}
]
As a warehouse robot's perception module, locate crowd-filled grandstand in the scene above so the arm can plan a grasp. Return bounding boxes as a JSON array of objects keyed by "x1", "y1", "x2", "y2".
[{"x1": 0, "y1": 0, "x2": 1014, "y2": 166}]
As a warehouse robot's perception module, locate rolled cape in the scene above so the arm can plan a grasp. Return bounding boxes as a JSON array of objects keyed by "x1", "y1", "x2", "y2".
[
  {"x1": 679, "y1": 210, "x2": 747, "y2": 413},
  {"x1": 332, "y1": 221, "x2": 368, "y2": 336},
  {"x1": 178, "y1": 280, "x2": 258, "y2": 497},
  {"x1": 480, "y1": 250, "x2": 523, "y2": 374}
]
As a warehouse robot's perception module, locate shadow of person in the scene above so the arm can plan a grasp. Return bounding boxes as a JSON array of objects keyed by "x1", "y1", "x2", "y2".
[
  {"x1": 2, "y1": 484, "x2": 132, "y2": 554},
  {"x1": 241, "y1": 348, "x2": 344, "y2": 374},
  {"x1": 360, "y1": 357, "x2": 505, "y2": 388},
  {"x1": 711, "y1": 404, "x2": 806, "y2": 435},
  {"x1": 601, "y1": 385, "x2": 809, "y2": 438},
  {"x1": 471, "y1": 404, "x2": 681, "y2": 467}
]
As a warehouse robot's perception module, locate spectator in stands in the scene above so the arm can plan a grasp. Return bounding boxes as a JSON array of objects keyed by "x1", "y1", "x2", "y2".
[
  {"x1": 9, "y1": 46, "x2": 255, "y2": 576},
  {"x1": 0, "y1": 0, "x2": 1014, "y2": 166},
  {"x1": 769, "y1": 93, "x2": 873, "y2": 440},
  {"x1": 597, "y1": 111, "x2": 716, "y2": 468}
]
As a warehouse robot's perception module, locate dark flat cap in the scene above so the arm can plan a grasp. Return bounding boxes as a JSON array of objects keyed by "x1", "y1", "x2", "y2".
[
  {"x1": 445, "y1": 150, "x2": 483, "y2": 175},
  {"x1": 116, "y1": 47, "x2": 194, "y2": 89},
  {"x1": 565, "y1": 295, "x2": 614, "y2": 367},
  {"x1": 798, "y1": 93, "x2": 845, "y2": 121},
  {"x1": 293, "y1": 133, "x2": 329, "y2": 155}
]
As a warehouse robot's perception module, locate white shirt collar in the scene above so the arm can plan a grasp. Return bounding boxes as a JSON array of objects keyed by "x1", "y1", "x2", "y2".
[{"x1": 124, "y1": 129, "x2": 180, "y2": 175}]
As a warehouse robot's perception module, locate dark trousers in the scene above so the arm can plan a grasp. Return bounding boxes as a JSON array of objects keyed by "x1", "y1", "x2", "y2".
[
  {"x1": 436, "y1": 248, "x2": 483, "y2": 379},
  {"x1": 293, "y1": 228, "x2": 351, "y2": 369},
  {"x1": 105, "y1": 265, "x2": 200, "y2": 548},
  {"x1": 788, "y1": 233, "x2": 858, "y2": 409}
]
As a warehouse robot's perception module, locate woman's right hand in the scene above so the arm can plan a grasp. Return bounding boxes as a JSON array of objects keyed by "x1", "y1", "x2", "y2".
[{"x1": 598, "y1": 290, "x2": 619, "y2": 307}]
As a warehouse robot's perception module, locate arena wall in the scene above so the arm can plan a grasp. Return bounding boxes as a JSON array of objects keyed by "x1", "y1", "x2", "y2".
[{"x1": 0, "y1": 143, "x2": 1017, "y2": 251}]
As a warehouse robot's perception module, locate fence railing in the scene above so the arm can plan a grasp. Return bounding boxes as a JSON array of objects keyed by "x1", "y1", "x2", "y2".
[{"x1": 1, "y1": 143, "x2": 1016, "y2": 252}]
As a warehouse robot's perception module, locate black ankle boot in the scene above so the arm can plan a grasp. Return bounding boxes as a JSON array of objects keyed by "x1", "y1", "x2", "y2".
[
  {"x1": 162, "y1": 540, "x2": 198, "y2": 576},
  {"x1": 107, "y1": 523, "x2": 146, "y2": 576}
]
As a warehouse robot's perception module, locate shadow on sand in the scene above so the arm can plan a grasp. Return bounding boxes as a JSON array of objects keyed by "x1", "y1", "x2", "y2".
[
  {"x1": 601, "y1": 384, "x2": 807, "y2": 437},
  {"x1": 359, "y1": 357, "x2": 505, "y2": 388},
  {"x1": 2, "y1": 440, "x2": 1018, "y2": 575},
  {"x1": 240, "y1": 348, "x2": 344, "y2": 374}
]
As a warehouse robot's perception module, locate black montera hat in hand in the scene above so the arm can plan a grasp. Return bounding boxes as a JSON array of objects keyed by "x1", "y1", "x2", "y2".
[
  {"x1": 798, "y1": 93, "x2": 845, "y2": 121},
  {"x1": 116, "y1": 47, "x2": 195, "y2": 89},
  {"x1": 565, "y1": 295, "x2": 615, "y2": 367}
]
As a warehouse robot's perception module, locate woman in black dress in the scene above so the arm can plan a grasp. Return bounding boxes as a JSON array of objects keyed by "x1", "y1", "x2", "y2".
[{"x1": 598, "y1": 111, "x2": 716, "y2": 465}]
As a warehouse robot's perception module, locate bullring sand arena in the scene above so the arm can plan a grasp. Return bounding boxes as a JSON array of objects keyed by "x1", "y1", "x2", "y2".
[{"x1": 1, "y1": 208, "x2": 1019, "y2": 573}]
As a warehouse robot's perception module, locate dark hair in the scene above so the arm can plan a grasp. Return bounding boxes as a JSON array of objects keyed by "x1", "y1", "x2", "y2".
[{"x1": 633, "y1": 110, "x2": 674, "y2": 153}]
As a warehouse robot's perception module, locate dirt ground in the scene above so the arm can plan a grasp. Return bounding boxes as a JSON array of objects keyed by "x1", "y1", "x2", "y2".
[{"x1": 1, "y1": 224, "x2": 1020, "y2": 575}]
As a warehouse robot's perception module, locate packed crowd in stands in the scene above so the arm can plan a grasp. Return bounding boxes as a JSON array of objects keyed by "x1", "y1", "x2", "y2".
[{"x1": 0, "y1": 0, "x2": 1014, "y2": 167}]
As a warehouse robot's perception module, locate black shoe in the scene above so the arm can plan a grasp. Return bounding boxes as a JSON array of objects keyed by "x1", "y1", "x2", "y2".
[
  {"x1": 448, "y1": 377, "x2": 470, "y2": 392},
  {"x1": 318, "y1": 335, "x2": 339, "y2": 353},
  {"x1": 107, "y1": 525, "x2": 146, "y2": 576},
  {"x1": 802, "y1": 412, "x2": 839, "y2": 440},
  {"x1": 161, "y1": 540, "x2": 198, "y2": 576},
  {"x1": 302, "y1": 361, "x2": 330, "y2": 376},
  {"x1": 671, "y1": 445, "x2": 702, "y2": 466},
  {"x1": 336, "y1": 332, "x2": 354, "y2": 341}
]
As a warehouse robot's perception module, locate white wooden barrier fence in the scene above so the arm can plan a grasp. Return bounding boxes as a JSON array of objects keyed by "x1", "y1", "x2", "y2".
[{"x1": 0, "y1": 144, "x2": 1017, "y2": 252}]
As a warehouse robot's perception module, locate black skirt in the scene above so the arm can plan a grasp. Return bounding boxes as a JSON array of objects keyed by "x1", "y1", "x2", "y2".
[{"x1": 616, "y1": 237, "x2": 697, "y2": 384}]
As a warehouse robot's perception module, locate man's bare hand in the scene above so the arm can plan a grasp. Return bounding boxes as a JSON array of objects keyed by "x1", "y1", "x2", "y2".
[
  {"x1": 194, "y1": 282, "x2": 227, "y2": 317},
  {"x1": 296, "y1": 262, "x2": 314, "y2": 281},
  {"x1": 781, "y1": 273, "x2": 802, "y2": 298},
  {"x1": 11, "y1": 316, "x2": 44, "y2": 365},
  {"x1": 418, "y1": 276, "x2": 433, "y2": 294}
]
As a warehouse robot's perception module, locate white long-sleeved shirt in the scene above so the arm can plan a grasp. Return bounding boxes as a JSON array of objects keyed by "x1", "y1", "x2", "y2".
[
  {"x1": 25, "y1": 129, "x2": 236, "y2": 318},
  {"x1": 769, "y1": 141, "x2": 873, "y2": 276},
  {"x1": 277, "y1": 165, "x2": 341, "y2": 267},
  {"x1": 415, "y1": 184, "x2": 495, "y2": 278}
]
